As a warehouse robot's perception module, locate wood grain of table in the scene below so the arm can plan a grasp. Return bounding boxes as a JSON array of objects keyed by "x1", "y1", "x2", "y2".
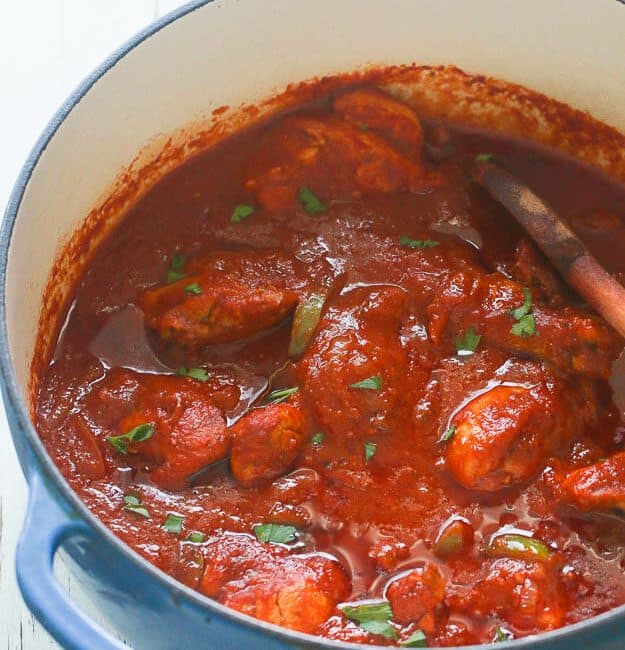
[{"x1": 0, "y1": 3, "x2": 187, "y2": 648}]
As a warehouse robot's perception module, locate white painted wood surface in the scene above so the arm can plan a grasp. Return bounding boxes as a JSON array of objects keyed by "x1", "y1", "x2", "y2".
[{"x1": 0, "y1": 3, "x2": 187, "y2": 648}]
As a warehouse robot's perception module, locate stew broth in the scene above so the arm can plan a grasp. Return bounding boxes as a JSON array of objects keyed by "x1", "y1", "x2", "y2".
[{"x1": 36, "y1": 85, "x2": 625, "y2": 646}]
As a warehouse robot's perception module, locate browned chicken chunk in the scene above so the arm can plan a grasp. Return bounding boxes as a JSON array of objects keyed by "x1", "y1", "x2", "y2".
[
  {"x1": 230, "y1": 400, "x2": 306, "y2": 487},
  {"x1": 445, "y1": 381, "x2": 569, "y2": 491},
  {"x1": 140, "y1": 275, "x2": 298, "y2": 348},
  {"x1": 386, "y1": 563, "x2": 446, "y2": 631},
  {"x1": 296, "y1": 285, "x2": 409, "y2": 441},
  {"x1": 89, "y1": 369, "x2": 234, "y2": 490},
  {"x1": 446, "y1": 558, "x2": 564, "y2": 631},
  {"x1": 199, "y1": 533, "x2": 350, "y2": 633},
  {"x1": 560, "y1": 452, "x2": 625, "y2": 513},
  {"x1": 434, "y1": 273, "x2": 622, "y2": 378},
  {"x1": 333, "y1": 88, "x2": 424, "y2": 155}
]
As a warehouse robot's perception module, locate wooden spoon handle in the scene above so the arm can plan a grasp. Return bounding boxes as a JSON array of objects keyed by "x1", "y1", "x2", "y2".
[{"x1": 473, "y1": 160, "x2": 625, "y2": 338}]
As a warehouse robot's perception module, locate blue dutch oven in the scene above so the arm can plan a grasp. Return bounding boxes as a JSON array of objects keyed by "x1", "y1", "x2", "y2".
[{"x1": 2, "y1": 1, "x2": 625, "y2": 648}]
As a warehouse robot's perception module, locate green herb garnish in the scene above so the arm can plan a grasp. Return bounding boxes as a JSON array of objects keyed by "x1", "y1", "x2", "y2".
[
  {"x1": 253, "y1": 523, "x2": 298, "y2": 544},
  {"x1": 176, "y1": 366, "x2": 210, "y2": 382},
  {"x1": 340, "y1": 601, "x2": 397, "y2": 640},
  {"x1": 311, "y1": 432, "x2": 324, "y2": 446},
  {"x1": 494, "y1": 626, "x2": 514, "y2": 642},
  {"x1": 510, "y1": 287, "x2": 537, "y2": 337},
  {"x1": 402, "y1": 630, "x2": 427, "y2": 647},
  {"x1": 439, "y1": 425, "x2": 456, "y2": 443},
  {"x1": 107, "y1": 423, "x2": 155, "y2": 455},
  {"x1": 455, "y1": 326, "x2": 481, "y2": 355},
  {"x1": 264, "y1": 386, "x2": 299, "y2": 405},
  {"x1": 350, "y1": 375, "x2": 382, "y2": 390},
  {"x1": 163, "y1": 513, "x2": 184, "y2": 534},
  {"x1": 186, "y1": 531, "x2": 206, "y2": 544},
  {"x1": 298, "y1": 186, "x2": 326, "y2": 214},
  {"x1": 184, "y1": 282, "x2": 202, "y2": 295},
  {"x1": 399, "y1": 235, "x2": 439, "y2": 250},
  {"x1": 166, "y1": 253, "x2": 187, "y2": 283},
  {"x1": 230, "y1": 204, "x2": 254, "y2": 223},
  {"x1": 511, "y1": 287, "x2": 532, "y2": 320},
  {"x1": 364, "y1": 441, "x2": 377, "y2": 463},
  {"x1": 511, "y1": 313, "x2": 536, "y2": 337},
  {"x1": 475, "y1": 153, "x2": 496, "y2": 163},
  {"x1": 122, "y1": 494, "x2": 150, "y2": 518}
]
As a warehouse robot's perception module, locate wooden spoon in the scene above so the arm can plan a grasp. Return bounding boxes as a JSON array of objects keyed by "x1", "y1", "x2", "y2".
[{"x1": 473, "y1": 159, "x2": 625, "y2": 338}]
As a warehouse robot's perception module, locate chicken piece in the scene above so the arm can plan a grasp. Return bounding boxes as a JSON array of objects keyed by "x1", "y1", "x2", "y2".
[
  {"x1": 445, "y1": 382, "x2": 570, "y2": 491},
  {"x1": 199, "y1": 533, "x2": 350, "y2": 633},
  {"x1": 184, "y1": 249, "x2": 301, "y2": 288},
  {"x1": 446, "y1": 558, "x2": 564, "y2": 631},
  {"x1": 140, "y1": 275, "x2": 298, "y2": 348},
  {"x1": 507, "y1": 240, "x2": 571, "y2": 307},
  {"x1": 561, "y1": 452, "x2": 625, "y2": 514},
  {"x1": 436, "y1": 273, "x2": 622, "y2": 378},
  {"x1": 230, "y1": 401, "x2": 306, "y2": 487},
  {"x1": 333, "y1": 88, "x2": 424, "y2": 155},
  {"x1": 119, "y1": 394, "x2": 229, "y2": 491},
  {"x1": 245, "y1": 111, "x2": 428, "y2": 212},
  {"x1": 92, "y1": 369, "x2": 232, "y2": 490},
  {"x1": 386, "y1": 563, "x2": 446, "y2": 632},
  {"x1": 295, "y1": 285, "x2": 409, "y2": 440}
]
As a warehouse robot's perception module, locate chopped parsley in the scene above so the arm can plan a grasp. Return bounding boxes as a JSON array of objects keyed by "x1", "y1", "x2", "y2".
[
  {"x1": 264, "y1": 386, "x2": 299, "y2": 405},
  {"x1": 510, "y1": 287, "x2": 537, "y2": 337},
  {"x1": 494, "y1": 626, "x2": 514, "y2": 642},
  {"x1": 439, "y1": 425, "x2": 457, "y2": 443},
  {"x1": 340, "y1": 601, "x2": 397, "y2": 640},
  {"x1": 350, "y1": 375, "x2": 382, "y2": 390},
  {"x1": 511, "y1": 313, "x2": 536, "y2": 337},
  {"x1": 107, "y1": 422, "x2": 154, "y2": 455},
  {"x1": 399, "y1": 235, "x2": 439, "y2": 249},
  {"x1": 253, "y1": 523, "x2": 298, "y2": 544},
  {"x1": 184, "y1": 282, "x2": 202, "y2": 295},
  {"x1": 163, "y1": 513, "x2": 184, "y2": 534},
  {"x1": 455, "y1": 326, "x2": 481, "y2": 355},
  {"x1": 511, "y1": 287, "x2": 532, "y2": 320},
  {"x1": 298, "y1": 186, "x2": 326, "y2": 214},
  {"x1": 402, "y1": 630, "x2": 427, "y2": 647},
  {"x1": 186, "y1": 531, "x2": 206, "y2": 544},
  {"x1": 311, "y1": 432, "x2": 324, "y2": 446},
  {"x1": 176, "y1": 366, "x2": 210, "y2": 382},
  {"x1": 230, "y1": 204, "x2": 254, "y2": 223},
  {"x1": 122, "y1": 494, "x2": 150, "y2": 518},
  {"x1": 166, "y1": 253, "x2": 187, "y2": 283},
  {"x1": 475, "y1": 153, "x2": 496, "y2": 163},
  {"x1": 364, "y1": 441, "x2": 377, "y2": 463}
]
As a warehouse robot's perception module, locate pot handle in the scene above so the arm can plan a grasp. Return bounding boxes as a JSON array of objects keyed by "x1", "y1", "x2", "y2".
[{"x1": 16, "y1": 472, "x2": 124, "y2": 650}]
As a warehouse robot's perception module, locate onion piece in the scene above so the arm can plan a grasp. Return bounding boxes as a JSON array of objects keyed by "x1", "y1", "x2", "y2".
[{"x1": 288, "y1": 290, "x2": 328, "y2": 360}]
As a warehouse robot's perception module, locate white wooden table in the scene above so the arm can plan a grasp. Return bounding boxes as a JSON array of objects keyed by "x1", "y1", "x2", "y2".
[{"x1": 0, "y1": 3, "x2": 187, "y2": 648}]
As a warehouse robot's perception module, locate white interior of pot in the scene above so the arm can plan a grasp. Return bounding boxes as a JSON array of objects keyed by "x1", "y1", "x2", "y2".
[{"x1": 6, "y1": 0, "x2": 625, "y2": 401}]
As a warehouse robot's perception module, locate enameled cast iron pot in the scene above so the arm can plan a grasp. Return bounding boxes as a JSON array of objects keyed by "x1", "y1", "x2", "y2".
[{"x1": 3, "y1": 1, "x2": 625, "y2": 648}]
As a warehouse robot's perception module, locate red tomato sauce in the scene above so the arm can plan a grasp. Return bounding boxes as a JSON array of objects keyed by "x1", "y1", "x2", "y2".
[{"x1": 35, "y1": 85, "x2": 625, "y2": 646}]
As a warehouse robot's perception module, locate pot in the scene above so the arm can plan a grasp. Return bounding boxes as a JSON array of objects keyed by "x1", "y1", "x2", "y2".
[{"x1": 3, "y1": 1, "x2": 625, "y2": 648}]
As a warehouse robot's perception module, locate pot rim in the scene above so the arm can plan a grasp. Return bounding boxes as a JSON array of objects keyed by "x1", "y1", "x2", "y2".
[{"x1": 2, "y1": 1, "x2": 625, "y2": 648}]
